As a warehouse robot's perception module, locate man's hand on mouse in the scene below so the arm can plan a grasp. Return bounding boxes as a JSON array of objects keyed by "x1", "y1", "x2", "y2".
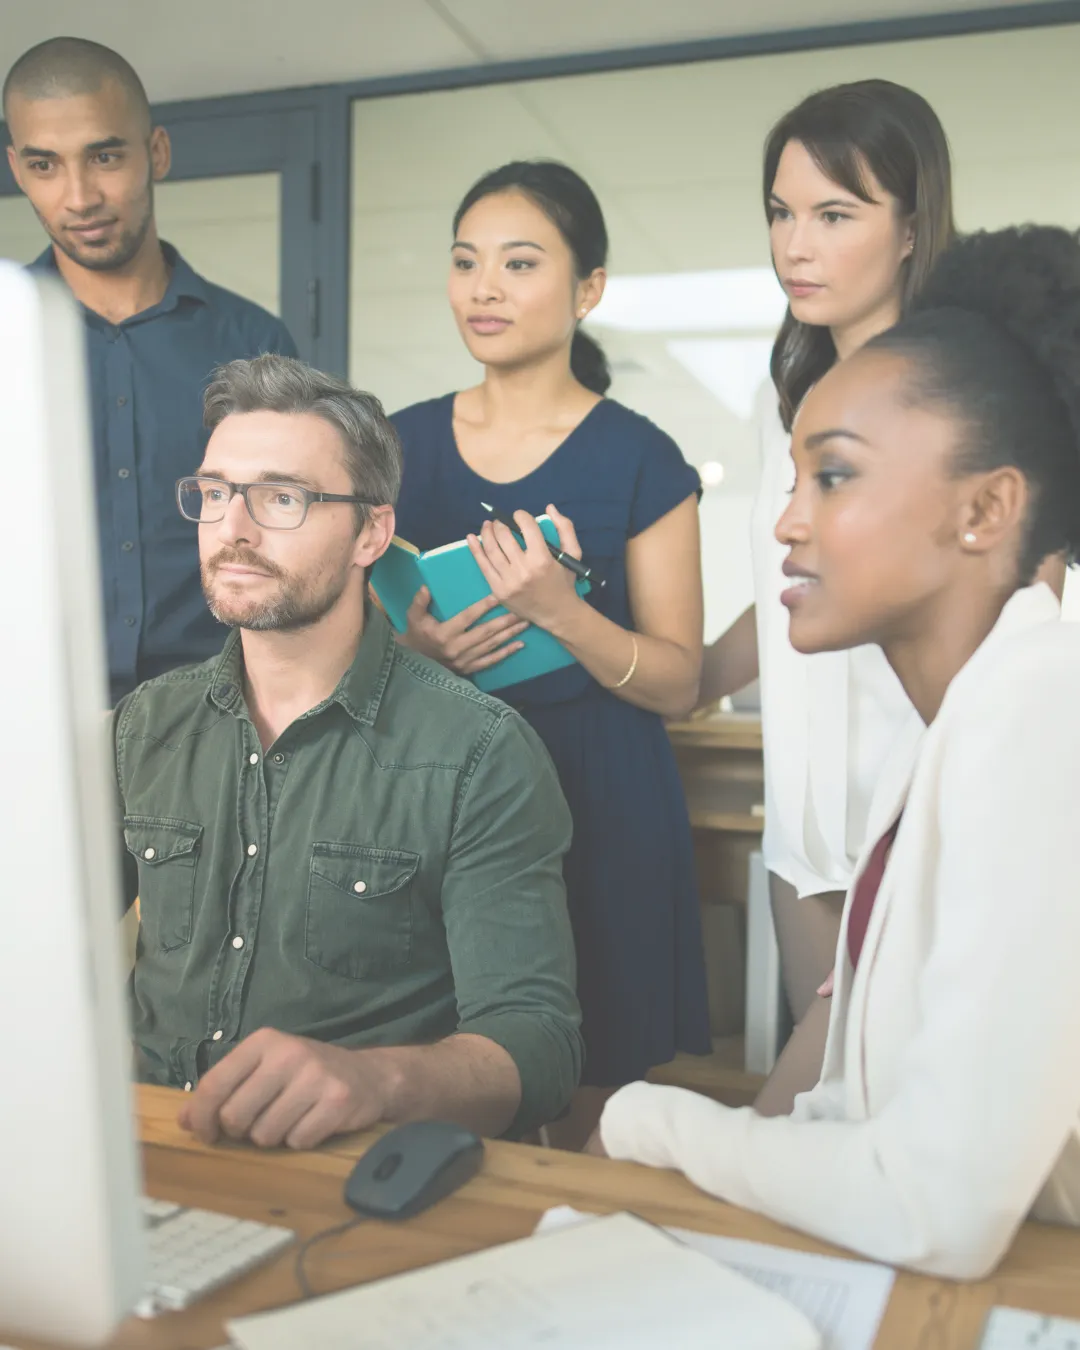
[{"x1": 178, "y1": 1028, "x2": 401, "y2": 1150}]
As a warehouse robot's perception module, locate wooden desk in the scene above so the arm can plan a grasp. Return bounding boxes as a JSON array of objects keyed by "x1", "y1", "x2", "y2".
[{"x1": 9, "y1": 1085, "x2": 1080, "y2": 1350}]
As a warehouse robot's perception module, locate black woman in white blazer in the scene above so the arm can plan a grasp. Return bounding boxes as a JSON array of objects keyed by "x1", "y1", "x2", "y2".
[{"x1": 597, "y1": 225, "x2": 1080, "y2": 1280}]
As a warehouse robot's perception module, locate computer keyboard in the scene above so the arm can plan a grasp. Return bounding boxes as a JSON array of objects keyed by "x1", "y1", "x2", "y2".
[{"x1": 135, "y1": 1196, "x2": 296, "y2": 1317}]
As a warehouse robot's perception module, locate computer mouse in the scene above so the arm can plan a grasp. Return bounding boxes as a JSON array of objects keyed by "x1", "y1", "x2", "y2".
[{"x1": 343, "y1": 1120, "x2": 484, "y2": 1221}]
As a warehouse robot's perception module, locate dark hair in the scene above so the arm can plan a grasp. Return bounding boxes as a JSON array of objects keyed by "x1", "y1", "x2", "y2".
[
  {"x1": 3, "y1": 37, "x2": 150, "y2": 131},
  {"x1": 867, "y1": 226, "x2": 1080, "y2": 578},
  {"x1": 204, "y1": 354, "x2": 402, "y2": 525},
  {"x1": 452, "y1": 159, "x2": 611, "y2": 395},
  {"x1": 764, "y1": 79, "x2": 957, "y2": 431}
]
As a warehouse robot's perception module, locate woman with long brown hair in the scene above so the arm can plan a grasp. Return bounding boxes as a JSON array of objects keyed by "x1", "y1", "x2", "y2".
[{"x1": 700, "y1": 81, "x2": 958, "y2": 1110}]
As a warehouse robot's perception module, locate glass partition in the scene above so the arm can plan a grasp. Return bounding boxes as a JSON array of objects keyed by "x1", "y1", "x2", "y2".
[
  {"x1": 0, "y1": 172, "x2": 281, "y2": 314},
  {"x1": 350, "y1": 23, "x2": 1080, "y2": 635}
]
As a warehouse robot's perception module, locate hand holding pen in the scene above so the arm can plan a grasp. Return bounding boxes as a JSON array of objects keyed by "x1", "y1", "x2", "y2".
[
  {"x1": 479, "y1": 502, "x2": 605, "y2": 588},
  {"x1": 467, "y1": 501, "x2": 602, "y2": 634}
]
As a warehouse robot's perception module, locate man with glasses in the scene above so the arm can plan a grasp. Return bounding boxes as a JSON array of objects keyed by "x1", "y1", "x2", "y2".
[
  {"x1": 4, "y1": 37, "x2": 297, "y2": 704},
  {"x1": 115, "y1": 353, "x2": 582, "y2": 1148}
]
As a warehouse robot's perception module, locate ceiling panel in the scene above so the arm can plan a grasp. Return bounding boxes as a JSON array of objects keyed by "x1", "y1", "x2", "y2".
[
  {"x1": 0, "y1": 0, "x2": 1067, "y2": 104},
  {"x1": 0, "y1": 0, "x2": 476, "y2": 103},
  {"x1": 441, "y1": 0, "x2": 1055, "y2": 61}
]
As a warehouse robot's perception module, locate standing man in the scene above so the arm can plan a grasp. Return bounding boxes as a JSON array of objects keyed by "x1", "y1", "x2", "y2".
[{"x1": 3, "y1": 37, "x2": 297, "y2": 702}]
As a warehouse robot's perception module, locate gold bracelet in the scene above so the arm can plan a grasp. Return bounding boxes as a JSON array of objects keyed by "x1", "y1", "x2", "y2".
[{"x1": 610, "y1": 634, "x2": 639, "y2": 689}]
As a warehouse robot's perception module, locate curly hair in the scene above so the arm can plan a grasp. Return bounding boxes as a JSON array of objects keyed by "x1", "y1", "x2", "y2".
[{"x1": 866, "y1": 225, "x2": 1080, "y2": 578}]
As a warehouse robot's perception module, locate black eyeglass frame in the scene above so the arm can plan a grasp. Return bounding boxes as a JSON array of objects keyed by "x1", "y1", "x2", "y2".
[{"x1": 176, "y1": 476, "x2": 383, "y2": 530}]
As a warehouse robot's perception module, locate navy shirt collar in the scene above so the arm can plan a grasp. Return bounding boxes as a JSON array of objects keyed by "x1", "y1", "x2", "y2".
[{"x1": 29, "y1": 239, "x2": 209, "y2": 322}]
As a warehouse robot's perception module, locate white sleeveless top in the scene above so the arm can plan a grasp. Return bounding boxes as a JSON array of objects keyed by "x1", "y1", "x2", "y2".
[{"x1": 749, "y1": 390, "x2": 922, "y2": 898}]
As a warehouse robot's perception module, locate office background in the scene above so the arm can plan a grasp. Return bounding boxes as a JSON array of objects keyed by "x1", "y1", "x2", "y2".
[{"x1": 3, "y1": 0, "x2": 1079, "y2": 636}]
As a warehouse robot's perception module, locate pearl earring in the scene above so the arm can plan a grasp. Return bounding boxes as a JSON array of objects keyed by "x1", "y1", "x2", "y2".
[{"x1": 963, "y1": 532, "x2": 977, "y2": 544}]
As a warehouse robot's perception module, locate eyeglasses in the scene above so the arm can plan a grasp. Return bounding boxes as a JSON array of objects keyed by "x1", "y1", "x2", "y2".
[{"x1": 176, "y1": 477, "x2": 381, "y2": 531}]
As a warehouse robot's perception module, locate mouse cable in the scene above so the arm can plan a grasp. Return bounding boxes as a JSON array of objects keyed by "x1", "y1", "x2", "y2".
[{"x1": 293, "y1": 1213, "x2": 369, "y2": 1300}]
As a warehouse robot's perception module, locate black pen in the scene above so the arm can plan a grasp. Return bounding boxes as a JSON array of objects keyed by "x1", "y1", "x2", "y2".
[{"x1": 480, "y1": 501, "x2": 606, "y2": 589}]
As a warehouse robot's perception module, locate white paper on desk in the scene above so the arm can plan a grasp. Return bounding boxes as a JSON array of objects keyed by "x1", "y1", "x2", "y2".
[
  {"x1": 226, "y1": 1210, "x2": 821, "y2": 1350},
  {"x1": 537, "y1": 1207, "x2": 894, "y2": 1350}
]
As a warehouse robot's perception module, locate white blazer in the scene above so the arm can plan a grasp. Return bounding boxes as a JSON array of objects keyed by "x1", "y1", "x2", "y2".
[
  {"x1": 602, "y1": 584, "x2": 1080, "y2": 1279},
  {"x1": 752, "y1": 392, "x2": 922, "y2": 897}
]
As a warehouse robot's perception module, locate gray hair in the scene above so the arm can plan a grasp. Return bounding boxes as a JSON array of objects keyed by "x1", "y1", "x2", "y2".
[
  {"x1": 203, "y1": 354, "x2": 403, "y2": 524},
  {"x1": 3, "y1": 37, "x2": 151, "y2": 129}
]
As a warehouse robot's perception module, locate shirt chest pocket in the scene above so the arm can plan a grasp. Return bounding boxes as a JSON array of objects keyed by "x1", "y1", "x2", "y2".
[
  {"x1": 305, "y1": 843, "x2": 420, "y2": 981},
  {"x1": 123, "y1": 816, "x2": 202, "y2": 952}
]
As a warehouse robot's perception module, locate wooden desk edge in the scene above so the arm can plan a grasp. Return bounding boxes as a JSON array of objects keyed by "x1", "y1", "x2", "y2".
[{"x1": 15, "y1": 1084, "x2": 1068, "y2": 1350}]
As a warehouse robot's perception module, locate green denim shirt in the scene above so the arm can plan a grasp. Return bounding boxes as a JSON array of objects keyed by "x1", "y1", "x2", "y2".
[{"x1": 114, "y1": 606, "x2": 582, "y2": 1132}]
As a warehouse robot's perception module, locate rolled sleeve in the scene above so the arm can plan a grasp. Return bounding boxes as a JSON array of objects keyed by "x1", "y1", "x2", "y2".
[{"x1": 441, "y1": 711, "x2": 583, "y2": 1132}]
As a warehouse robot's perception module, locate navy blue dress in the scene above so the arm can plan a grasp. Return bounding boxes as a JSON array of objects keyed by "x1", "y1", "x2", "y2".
[{"x1": 392, "y1": 394, "x2": 712, "y2": 1086}]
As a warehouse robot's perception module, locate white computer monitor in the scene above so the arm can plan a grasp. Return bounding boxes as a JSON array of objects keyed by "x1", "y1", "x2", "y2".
[{"x1": 0, "y1": 264, "x2": 145, "y2": 1345}]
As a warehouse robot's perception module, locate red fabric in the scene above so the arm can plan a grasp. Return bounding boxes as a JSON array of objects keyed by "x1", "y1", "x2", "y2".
[{"x1": 847, "y1": 819, "x2": 902, "y2": 971}]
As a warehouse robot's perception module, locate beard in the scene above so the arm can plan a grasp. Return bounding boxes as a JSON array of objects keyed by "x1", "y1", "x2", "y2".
[
  {"x1": 42, "y1": 171, "x2": 156, "y2": 273},
  {"x1": 202, "y1": 545, "x2": 352, "y2": 633}
]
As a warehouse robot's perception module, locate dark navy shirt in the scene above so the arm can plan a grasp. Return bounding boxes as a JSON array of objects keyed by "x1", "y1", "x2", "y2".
[{"x1": 29, "y1": 242, "x2": 297, "y2": 703}]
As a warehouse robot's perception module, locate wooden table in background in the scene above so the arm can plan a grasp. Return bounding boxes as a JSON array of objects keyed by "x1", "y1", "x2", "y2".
[
  {"x1": 8, "y1": 1085, "x2": 1080, "y2": 1349},
  {"x1": 667, "y1": 712, "x2": 766, "y2": 835},
  {"x1": 666, "y1": 712, "x2": 767, "y2": 1073}
]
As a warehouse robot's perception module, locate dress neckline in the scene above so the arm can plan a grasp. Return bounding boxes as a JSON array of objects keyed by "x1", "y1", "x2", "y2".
[{"x1": 445, "y1": 392, "x2": 608, "y2": 489}]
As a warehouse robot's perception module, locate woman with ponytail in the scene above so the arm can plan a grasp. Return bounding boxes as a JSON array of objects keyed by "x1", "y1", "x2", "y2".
[
  {"x1": 392, "y1": 160, "x2": 710, "y2": 1147},
  {"x1": 596, "y1": 225, "x2": 1080, "y2": 1279}
]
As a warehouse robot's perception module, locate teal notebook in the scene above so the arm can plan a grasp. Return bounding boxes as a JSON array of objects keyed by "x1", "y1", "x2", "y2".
[{"x1": 370, "y1": 515, "x2": 589, "y2": 693}]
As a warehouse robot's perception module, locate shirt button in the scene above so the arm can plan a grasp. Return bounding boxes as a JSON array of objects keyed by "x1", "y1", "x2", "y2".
[
  {"x1": 247, "y1": 843, "x2": 258, "y2": 857},
  {"x1": 121, "y1": 540, "x2": 134, "y2": 552},
  {"x1": 353, "y1": 880, "x2": 367, "y2": 894},
  {"x1": 231, "y1": 934, "x2": 244, "y2": 950},
  {"x1": 117, "y1": 395, "x2": 127, "y2": 407},
  {"x1": 184, "y1": 1081, "x2": 193, "y2": 1092},
  {"x1": 248, "y1": 752, "x2": 259, "y2": 765},
  {"x1": 124, "y1": 616, "x2": 136, "y2": 627},
  {"x1": 143, "y1": 847, "x2": 156, "y2": 860},
  {"x1": 272, "y1": 752, "x2": 285, "y2": 765},
  {"x1": 118, "y1": 467, "x2": 130, "y2": 479},
  {"x1": 212, "y1": 1030, "x2": 223, "y2": 1042}
]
